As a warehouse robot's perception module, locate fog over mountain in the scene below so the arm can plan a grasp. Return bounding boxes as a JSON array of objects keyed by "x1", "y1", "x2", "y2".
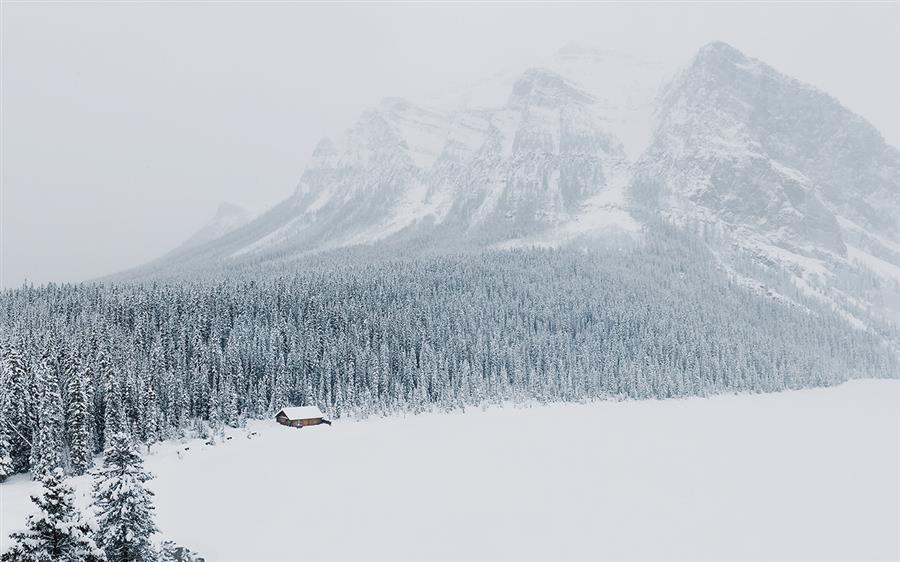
[
  {"x1": 3, "y1": 3, "x2": 898, "y2": 288},
  {"x1": 170, "y1": 203, "x2": 251, "y2": 254},
  {"x1": 133, "y1": 41, "x2": 900, "y2": 332}
]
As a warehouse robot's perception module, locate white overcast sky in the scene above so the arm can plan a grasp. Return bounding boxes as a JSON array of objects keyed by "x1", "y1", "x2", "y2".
[{"x1": 2, "y1": 2, "x2": 898, "y2": 288}]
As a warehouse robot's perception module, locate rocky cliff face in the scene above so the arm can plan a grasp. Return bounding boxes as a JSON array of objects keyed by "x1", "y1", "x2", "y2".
[
  {"x1": 196, "y1": 49, "x2": 647, "y2": 258},
  {"x1": 632, "y1": 42, "x2": 900, "y2": 324},
  {"x1": 636, "y1": 42, "x2": 899, "y2": 252}
]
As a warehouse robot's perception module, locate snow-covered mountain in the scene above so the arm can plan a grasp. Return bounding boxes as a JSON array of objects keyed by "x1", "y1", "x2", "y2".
[
  {"x1": 144, "y1": 44, "x2": 668, "y2": 265},
  {"x1": 633, "y1": 42, "x2": 900, "y2": 324},
  {"x1": 137, "y1": 41, "x2": 899, "y2": 327}
]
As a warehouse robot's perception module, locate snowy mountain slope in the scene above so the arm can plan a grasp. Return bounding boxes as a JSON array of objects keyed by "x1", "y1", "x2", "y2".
[
  {"x1": 632, "y1": 42, "x2": 900, "y2": 323},
  {"x1": 145, "y1": 48, "x2": 653, "y2": 267},
  {"x1": 130, "y1": 42, "x2": 899, "y2": 330},
  {"x1": 170, "y1": 202, "x2": 251, "y2": 253}
]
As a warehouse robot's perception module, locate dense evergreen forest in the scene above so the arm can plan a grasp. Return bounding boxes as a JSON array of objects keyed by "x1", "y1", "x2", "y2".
[{"x1": 0, "y1": 229, "x2": 896, "y2": 478}]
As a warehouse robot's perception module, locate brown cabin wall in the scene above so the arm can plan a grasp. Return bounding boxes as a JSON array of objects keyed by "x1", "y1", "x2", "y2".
[{"x1": 276, "y1": 416, "x2": 323, "y2": 427}]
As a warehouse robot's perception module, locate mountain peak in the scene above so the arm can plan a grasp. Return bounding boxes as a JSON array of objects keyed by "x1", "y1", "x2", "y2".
[
  {"x1": 695, "y1": 41, "x2": 746, "y2": 62},
  {"x1": 173, "y1": 202, "x2": 252, "y2": 254},
  {"x1": 509, "y1": 68, "x2": 593, "y2": 108},
  {"x1": 683, "y1": 41, "x2": 766, "y2": 81},
  {"x1": 213, "y1": 202, "x2": 249, "y2": 221},
  {"x1": 660, "y1": 41, "x2": 766, "y2": 107},
  {"x1": 307, "y1": 137, "x2": 340, "y2": 171}
]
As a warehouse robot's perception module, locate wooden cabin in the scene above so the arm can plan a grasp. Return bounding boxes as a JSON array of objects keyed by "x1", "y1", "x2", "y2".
[{"x1": 275, "y1": 406, "x2": 331, "y2": 428}]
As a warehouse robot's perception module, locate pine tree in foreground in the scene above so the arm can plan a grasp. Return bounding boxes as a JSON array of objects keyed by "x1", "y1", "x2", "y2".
[
  {"x1": 1, "y1": 468, "x2": 105, "y2": 562},
  {"x1": 92, "y1": 433, "x2": 158, "y2": 562}
]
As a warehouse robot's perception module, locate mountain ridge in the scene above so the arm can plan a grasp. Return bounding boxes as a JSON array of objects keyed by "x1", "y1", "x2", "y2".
[
  {"x1": 126, "y1": 41, "x2": 899, "y2": 333},
  {"x1": 168, "y1": 202, "x2": 252, "y2": 256}
]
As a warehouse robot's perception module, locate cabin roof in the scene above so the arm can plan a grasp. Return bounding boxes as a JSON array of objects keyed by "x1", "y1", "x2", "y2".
[{"x1": 277, "y1": 406, "x2": 325, "y2": 420}]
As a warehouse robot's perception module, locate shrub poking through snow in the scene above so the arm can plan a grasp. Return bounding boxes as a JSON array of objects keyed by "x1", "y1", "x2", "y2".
[
  {"x1": 158, "y1": 541, "x2": 204, "y2": 562},
  {"x1": 92, "y1": 433, "x2": 158, "y2": 562},
  {"x1": 1, "y1": 467, "x2": 105, "y2": 562}
]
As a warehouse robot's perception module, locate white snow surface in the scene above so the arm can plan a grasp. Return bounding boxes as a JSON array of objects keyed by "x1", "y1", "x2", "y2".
[
  {"x1": 847, "y1": 245, "x2": 900, "y2": 283},
  {"x1": 2, "y1": 380, "x2": 898, "y2": 561}
]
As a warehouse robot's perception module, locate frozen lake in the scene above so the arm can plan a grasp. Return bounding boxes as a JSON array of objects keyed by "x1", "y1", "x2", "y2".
[{"x1": 2, "y1": 379, "x2": 898, "y2": 560}]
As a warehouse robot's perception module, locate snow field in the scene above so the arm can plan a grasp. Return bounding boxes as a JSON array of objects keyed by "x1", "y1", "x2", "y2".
[{"x1": 2, "y1": 379, "x2": 898, "y2": 561}]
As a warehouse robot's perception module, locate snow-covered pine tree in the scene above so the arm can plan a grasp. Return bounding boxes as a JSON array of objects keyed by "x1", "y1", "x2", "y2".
[
  {"x1": 0, "y1": 368, "x2": 15, "y2": 481},
  {"x1": 1, "y1": 467, "x2": 105, "y2": 562},
  {"x1": 220, "y1": 377, "x2": 238, "y2": 428},
  {"x1": 103, "y1": 371, "x2": 125, "y2": 449},
  {"x1": 207, "y1": 390, "x2": 221, "y2": 442},
  {"x1": 0, "y1": 401, "x2": 14, "y2": 481},
  {"x1": 269, "y1": 361, "x2": 288, "y2": 416},
  {"x1": 93, "y1": 344, "x2": 113, "y2": 454},
  {"x1": 332, "y1": 380, "x2": 344, "y2": 419},
  {"x1": 143, "y1": 376, "x2": 159, "y2": 451},
  {"x1": 92, "y1": 432, "x2": 158, "y2": 562},
  {"x1": 32, "y1": 354, "x2": 64, "y2": 479},
  {"x1": 1, "y1": 343, "x2": 34, "y2": 474},
  {"x1": 68, "y1": 362, "x2": 94, "y2": 475}
]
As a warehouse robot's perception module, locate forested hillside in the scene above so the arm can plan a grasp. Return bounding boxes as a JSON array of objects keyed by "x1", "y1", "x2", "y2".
[{"x1": 0, "y1": 228, "x2": 896, "y2": 478}]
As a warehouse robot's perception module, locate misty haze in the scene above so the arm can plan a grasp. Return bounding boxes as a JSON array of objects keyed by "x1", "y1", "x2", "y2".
[{"x1": 1, "y1": 3, "x2": 898, "y2": 562}]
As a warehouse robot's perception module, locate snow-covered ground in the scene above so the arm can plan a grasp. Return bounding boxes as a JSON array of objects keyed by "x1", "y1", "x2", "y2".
[{"x1": 2, "y1": 380, "x2": 898, "y2": 561}]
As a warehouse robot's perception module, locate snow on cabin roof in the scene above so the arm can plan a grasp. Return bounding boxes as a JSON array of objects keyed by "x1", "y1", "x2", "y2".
[{"x1": 277, "y1": 406, "x2": 325, "y2": 420}]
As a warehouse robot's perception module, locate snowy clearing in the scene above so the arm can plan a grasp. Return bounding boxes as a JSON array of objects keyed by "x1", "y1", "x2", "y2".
[{"x1": 2, "y1": 380, "x2": 898, "y2": 561}]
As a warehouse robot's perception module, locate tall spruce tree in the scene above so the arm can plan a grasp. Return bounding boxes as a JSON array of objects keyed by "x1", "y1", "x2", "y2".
[
  {"x1": 92, "y1": 433, "x2": 158, "y2": 562},
  {"x1": 103, "y1": 373, "x2": 125, "y2": 449},
  {"x1": 0, "y1": 407, "x2": 14, "y2": 482},
  {"x1": 32, "y1": 354, "x2": 63, "y2": 479},
  {"x1": 0, "y1": 383, "x2": 15, "y2": 482},
  {"x1": 207, "y1": 390, "x2": 221, "y2": 442},
  {"x1": 1, "y1": 343, "x2": 34, "y2": 473},
  {"x1": 143, "y1": 382, "x2": 159, "y2": 450},
  {"x1": 0, "y1": 373, "x2": 15, "y2": 482},
  {"x1": 68, "y1": 363, "x2": 93, "y2": 475},
  {"x1": 2, "y1": 468, "x2": 105, "y2": 562}
]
